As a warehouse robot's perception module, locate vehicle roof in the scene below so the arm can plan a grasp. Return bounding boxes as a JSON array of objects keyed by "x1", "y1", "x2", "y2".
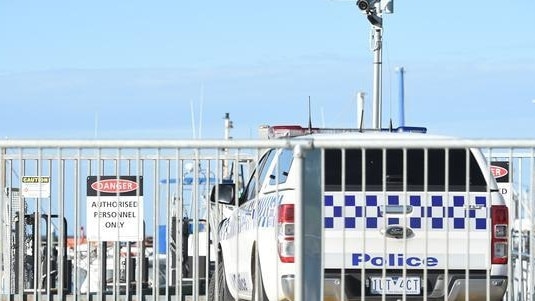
[
  {"x1": 291, "y1": 131, "x2": 454, "y2": 141},
  {"x1": 263, "y1": 125, "x2": 456, "y2": 141}
]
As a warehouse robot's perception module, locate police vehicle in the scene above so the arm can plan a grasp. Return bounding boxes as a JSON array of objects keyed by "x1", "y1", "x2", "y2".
[{"x1": 208, "y1": 125, "x2": 509, "y2": 301}]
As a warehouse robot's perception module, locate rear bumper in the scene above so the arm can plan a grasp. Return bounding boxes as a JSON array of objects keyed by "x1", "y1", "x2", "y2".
[
  {"x1": 281, "y1": 275, "x2": 344, "y2": 301},
  {"x1": 444, "y1": 276, "x2": 507, "y2": 301},
  {"x1": 280, "y1": 272, "x2": 507, "y2": 301}
]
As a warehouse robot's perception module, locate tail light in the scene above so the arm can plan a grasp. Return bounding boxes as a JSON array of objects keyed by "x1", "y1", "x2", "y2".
[
  {"x1": 278, "y1": 204, "x2": 295, "y2": 263},
  {"x1": 491, "y1": 205, "x2": 508, "y2": 264}
]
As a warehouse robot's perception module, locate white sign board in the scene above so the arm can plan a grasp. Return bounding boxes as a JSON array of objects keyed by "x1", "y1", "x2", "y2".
[
  {"x1": 86, "y1": 176, "x2": 144, "y2": 241},
  {"x1": 491, "y1": 161, "x2": 511, "y2": 205},
  {"x1": 21, "y1": 176, "x2": 51, "y2": 198}
]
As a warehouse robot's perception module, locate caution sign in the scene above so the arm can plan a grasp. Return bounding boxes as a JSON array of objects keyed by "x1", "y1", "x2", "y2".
[
  {"x1": 86, "y1": 176, "x2": 144, "y2": 242},
  {"x1": 21, "y1": 176, "x2": 51, "y2": 198}
]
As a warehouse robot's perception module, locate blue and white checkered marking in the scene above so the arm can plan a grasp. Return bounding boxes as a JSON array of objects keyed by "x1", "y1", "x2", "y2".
[{"x1": 324, "y1": 194, "x2": 488, "y2": 231}]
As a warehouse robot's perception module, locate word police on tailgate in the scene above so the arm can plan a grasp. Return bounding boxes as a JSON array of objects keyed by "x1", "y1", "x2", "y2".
[{"x1": 353, "y1": 253, "x2": 439, "y2": 267}]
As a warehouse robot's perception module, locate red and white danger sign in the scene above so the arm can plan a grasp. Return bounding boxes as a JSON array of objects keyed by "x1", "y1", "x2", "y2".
[{"x1": 86, "y1": 176, "x2": 144, "y2": 242}]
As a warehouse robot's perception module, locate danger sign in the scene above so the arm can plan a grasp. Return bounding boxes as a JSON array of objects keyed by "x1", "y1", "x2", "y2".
[
  {"x1": 491, "y1": 161, "x2": 511, "y2": 206},
  {"x1": 86, "y1": 176, "x2": 144, "y2": 242},
  {"x1": 490, "y1": 161, "x2": 509, "y2": 182}
]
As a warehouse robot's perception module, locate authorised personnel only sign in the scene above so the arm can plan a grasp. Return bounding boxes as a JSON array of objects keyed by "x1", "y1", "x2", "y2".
[{"x1": 86, "y1": 176, "x2": 144, "y2": 241}]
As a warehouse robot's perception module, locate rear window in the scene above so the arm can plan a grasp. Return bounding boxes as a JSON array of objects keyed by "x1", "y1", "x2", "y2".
[{"x1": 324, "y1": 148, "x2": 487, "y2": 192}]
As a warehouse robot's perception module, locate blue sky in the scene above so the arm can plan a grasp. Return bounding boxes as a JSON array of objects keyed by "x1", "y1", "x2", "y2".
[{"x1": 1, "y1": 1, "x2": 534, "y2": 140}]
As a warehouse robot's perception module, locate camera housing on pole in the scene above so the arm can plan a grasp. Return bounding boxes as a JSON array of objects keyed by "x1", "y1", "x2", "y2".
[
  {"x1": 356, "y1": 0, "x2": 371, "y2": 11},
  {"x1": 355, "y1": 0, "x2": 393, "y2": 129},
  {"x1": 357, "y1": 0, "x2": 393, "y2": 13},
  {"x1": 356, "y1": 0, "x2": 393, "y2": 28}
]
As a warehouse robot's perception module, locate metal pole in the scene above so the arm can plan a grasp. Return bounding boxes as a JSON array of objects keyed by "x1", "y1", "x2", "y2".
[
  {"x1": 294, "y1": 144, "x2": 304, "y2": 301},
  {"x1": 294, "y1": 144, "x2": 322, "y2": 301},
  {"x1": 371, "y1": 27, "x2": 383, "y2": 129}
]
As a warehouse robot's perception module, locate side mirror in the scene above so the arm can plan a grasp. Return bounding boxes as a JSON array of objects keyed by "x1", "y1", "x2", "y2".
[{"x1": 210, "y1": 183, "x2": 235, "y2": 205}]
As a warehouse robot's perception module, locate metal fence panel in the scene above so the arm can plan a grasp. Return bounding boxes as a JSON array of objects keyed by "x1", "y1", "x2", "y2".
[{"x1": 0, "y1": 139, "x2": 533, "y2": 301}]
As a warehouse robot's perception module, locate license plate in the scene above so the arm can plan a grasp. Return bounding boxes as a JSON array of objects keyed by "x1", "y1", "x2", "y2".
[{"x1": 370, "y1": 276, "x2": 421, "y2": 295}]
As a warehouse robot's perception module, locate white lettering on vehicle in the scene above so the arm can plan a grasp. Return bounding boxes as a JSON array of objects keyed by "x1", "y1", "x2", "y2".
[{"x1": 352, "y1": 253, "x2": 438, "y2": 267}]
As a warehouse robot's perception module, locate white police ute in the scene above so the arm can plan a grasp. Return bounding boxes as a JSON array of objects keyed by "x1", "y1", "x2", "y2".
[{"x1": 208, "y1": 125, "x2": 509, "y2": 301}]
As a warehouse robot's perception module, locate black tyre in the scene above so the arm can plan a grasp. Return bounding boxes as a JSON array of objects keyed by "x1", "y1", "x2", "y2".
[{"x1": 208, "y1": 252, "x2": 233, "y2": 301}]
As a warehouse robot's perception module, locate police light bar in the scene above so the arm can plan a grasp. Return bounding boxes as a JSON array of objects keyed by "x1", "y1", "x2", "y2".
[
  {"x1": 269, "y1": 125, "x2": 319, "y2": 138},
  {"x1": 260, "y1": 125, "x2": 427, "y2": 139}
]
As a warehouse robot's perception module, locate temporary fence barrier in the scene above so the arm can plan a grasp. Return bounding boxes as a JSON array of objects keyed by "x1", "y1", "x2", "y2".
[{"x1": 0, "y1": 139, "x2": 533, "y2": 300}]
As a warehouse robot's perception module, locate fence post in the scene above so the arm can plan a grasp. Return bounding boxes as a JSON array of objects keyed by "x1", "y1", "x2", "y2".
[{"x1": 294, "y1": 144, "x2": 322, "y2": 301}]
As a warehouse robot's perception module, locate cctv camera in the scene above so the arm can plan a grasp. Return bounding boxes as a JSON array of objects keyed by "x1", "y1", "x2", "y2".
[
  {"x1": 367, "y1": 14, "x2": 383, "y2": 27},
  {"x1": 356, "y1": 0, "x2": 369, "y2": 11}
]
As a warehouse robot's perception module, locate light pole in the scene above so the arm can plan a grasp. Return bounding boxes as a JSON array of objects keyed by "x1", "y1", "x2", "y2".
[{"x1": 356, "y1": 0, "x2": 393, "y2": 129}]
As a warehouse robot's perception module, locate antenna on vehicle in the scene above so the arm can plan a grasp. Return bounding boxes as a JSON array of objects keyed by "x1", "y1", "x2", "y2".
[
  {"x1": 307, "y1": 96, "x2": 313, "y2": 134},
  {"x1": 397, "y1": 66, "x2": 405, "y2": 127}
]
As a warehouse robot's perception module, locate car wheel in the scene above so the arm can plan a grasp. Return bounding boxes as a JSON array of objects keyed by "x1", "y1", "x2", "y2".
[{"x1": 208, "y1": 251, "x2": 233, "y2": 301}]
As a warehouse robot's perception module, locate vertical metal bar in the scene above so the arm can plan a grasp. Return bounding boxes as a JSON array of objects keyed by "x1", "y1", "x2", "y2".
[
  {"x1": 0, "y1": 148, "x2": 7, "y2": 295},
  {"x1": 208, "y1": 151, "x2": 216, "y2": 301},
  {"x1": 514, "y1": 152, "x2": 520, "y2": 301},
  {"x1": 530, "y1": 148, "x2": 535, "y2": 301},
  {"x1": 98, "y1": 151, "x2": 106, "y2": 301},
  {"x1": 507, "y1": 148, "x2": 524, "y2": 301},
  {"x1": 86, "y1": 156, "x2": 93, "y2": 299},
  {"x1": 163, "y1": 157, "x2": 171, "y2": 298},
  {"x1": 294, "y1": 144, "x2": 322, "y2": 301},
  {"x1": 319, "y1": 149, "x2": 326, "y2": 300},
  {"x1": 136, "y1": 150, "x2": 143, "y2": 300},
  {"x1": 113, "y1": 150, "x2": 120, "y2": 300},
  {"x1": 153, "y1": 152, "x2": 160, "y2": 299},
  {"x1": 360, "y1": 148, "x2": 367, "y2": 300},
  {"x1": 423, "y1": 148, "x2": 429, "y2": 301},
  {"x1": 35, "y1": 153, "x2": 42, "y2": 298},
  {"x1": 58, "y1": 150, "x2": 65, "y2": 296},
  {"x1": 304, "y1": 147, "x2": 322, "y2": 301},
  {"x1": 402, "y1": 147, "x2": 408, "y2": 301},
  {"x1": 192, "y1": 149, "x2": 200, "y2": 300},
  {"x1": 125, "y1": 155, "x2": 132, "y2": 300},
  {"x1": 464, "y1": 148, "x2": 471, "y2": 301},
  {"x1": 294, "y1": 144, "x2": 304, "y2": 301},
  {"x1": 17, "y1": 151, "x2": 24, "y2": 300},
  {"x1": 74, "y1": 150, "x2": 81, "y2": 300},
  {"x1": 340, "y1": 148, "x2": 346, "y2": 301},
  {"x1": 0, "y1": 146, "x2": 4, "y2": 295},
  {"x1": 444, "y1": 148, "x2": 450, "y2": 301},
  {"x1": 175, "y1": 152, "x2": 183, "y2": 299},
  {"x1": 45, "y1": 156, "x2": 52, "y2": 298},
  {"x1": 205, "y1": 155, "x2": 214, "y2": 297},
  {"x1": 381, "y1": 148, "x2": 387, "y2": 301}
]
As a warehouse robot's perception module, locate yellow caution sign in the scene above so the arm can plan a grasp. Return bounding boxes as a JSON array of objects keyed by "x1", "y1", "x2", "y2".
[{"x1": 21, "y1": 176, "x2": 51, "y2": 198}]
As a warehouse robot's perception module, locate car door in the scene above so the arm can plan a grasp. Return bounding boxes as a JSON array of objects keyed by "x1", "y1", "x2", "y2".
[{"x1": 227, "y1": 149, "x2": 277, "y2": 297}]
